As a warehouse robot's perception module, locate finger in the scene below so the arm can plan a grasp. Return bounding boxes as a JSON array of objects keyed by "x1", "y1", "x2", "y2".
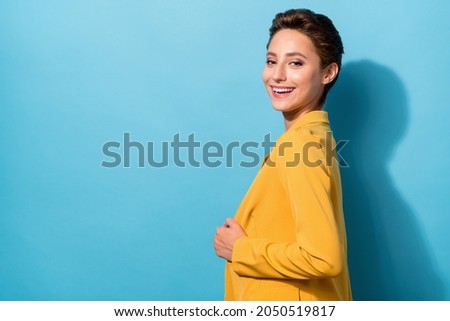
[
  {"x1": 216, "y1": 226, "x2": 226, "y2": 235},
  {"x1": 214, "y1": 234, "x2": 224, "y2": 246},
  {"x1": 225, "y1": 217, "x2": 235, "y2": 227}
]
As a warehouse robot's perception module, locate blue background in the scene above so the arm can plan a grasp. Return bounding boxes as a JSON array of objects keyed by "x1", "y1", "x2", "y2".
[{"x1": 1, "y1": 0, "x2": 449, "y2": 300}]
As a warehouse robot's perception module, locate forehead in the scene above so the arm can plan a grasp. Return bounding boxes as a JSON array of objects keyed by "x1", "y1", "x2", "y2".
[{"x1": 267, "y1": 29, "x2": 317, "y2": 55}]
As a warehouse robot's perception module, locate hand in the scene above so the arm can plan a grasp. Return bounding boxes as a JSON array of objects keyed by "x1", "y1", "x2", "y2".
[{"x1": 214, "y1": 218, "x2": 247, "y2": 262}]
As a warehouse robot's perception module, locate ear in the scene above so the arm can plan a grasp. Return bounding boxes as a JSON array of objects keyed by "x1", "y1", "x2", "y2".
[{"x1": 322, "y1": 63, "x2": 339, "y2": 85}]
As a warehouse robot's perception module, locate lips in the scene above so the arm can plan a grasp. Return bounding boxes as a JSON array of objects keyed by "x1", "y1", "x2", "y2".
[{"x1": 271, "y1": 86, "x2": 295, "y2": 98}]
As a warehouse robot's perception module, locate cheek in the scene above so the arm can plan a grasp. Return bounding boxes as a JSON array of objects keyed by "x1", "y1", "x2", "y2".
[
  {"x1": 291, "y1": 69, "x2": 321, "y2": 89},
  {"x1": 262, "y1": 68, "x2": 271, "y2": 84},
  {"x1": 289, "y1": 72, "x2": 305, "y2": 85}
]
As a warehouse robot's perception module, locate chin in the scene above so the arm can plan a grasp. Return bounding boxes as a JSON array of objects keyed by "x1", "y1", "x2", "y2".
[{"x1": 270, "y1": 103, "x2": 294, "y2": 112}]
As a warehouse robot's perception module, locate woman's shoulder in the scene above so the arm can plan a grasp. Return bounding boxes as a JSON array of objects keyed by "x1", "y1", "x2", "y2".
[
  {"x1": 280, "y1": 111, "x2": 332, "y2": 143},
  {"x1": 277, "y1": 124, "x2": 329, "y2": 148},
  {"x1": 272, "y1": 112, "x2": 335, "y2": 173}
]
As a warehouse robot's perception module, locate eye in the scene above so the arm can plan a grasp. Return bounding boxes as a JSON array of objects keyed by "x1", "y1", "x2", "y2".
[
  {"x1": 290, "y1": 60, "x2": 304, "y2": 67},
  {"x1": 266, "y1": 59, "x2": 276, "y2": 65}
]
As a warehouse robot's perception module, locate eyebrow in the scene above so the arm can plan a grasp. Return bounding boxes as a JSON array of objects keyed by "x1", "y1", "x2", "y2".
[{"x1": 266, "y1": 51, "x2": 308, "y2": 59}]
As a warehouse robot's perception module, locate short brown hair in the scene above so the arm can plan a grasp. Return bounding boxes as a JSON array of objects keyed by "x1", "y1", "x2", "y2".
[{"x1": 267, "y1": 9, "x2": 344, "y2": 106}]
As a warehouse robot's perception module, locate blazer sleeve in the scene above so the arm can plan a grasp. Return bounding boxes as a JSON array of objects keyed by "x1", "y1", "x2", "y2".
[{"x1": 231, "y1": 129, "x2": 343, "y2": 279}]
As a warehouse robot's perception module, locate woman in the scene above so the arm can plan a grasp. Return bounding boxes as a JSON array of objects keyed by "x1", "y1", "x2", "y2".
[{"x1": 214, "y1": 9, "x2": 352, "y2": 300}]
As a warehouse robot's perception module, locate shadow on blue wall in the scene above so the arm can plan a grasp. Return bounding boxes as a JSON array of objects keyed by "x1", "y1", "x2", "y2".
[{"x1": 326, "y1": 60, "x2": 444, "y2": 300}]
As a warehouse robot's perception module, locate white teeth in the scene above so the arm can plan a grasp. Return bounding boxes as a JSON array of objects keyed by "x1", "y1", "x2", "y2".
[{"x1": 273, "y1": 87, "x2": 294, "y2": 93}]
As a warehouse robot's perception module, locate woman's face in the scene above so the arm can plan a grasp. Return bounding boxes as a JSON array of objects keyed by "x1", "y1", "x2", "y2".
[{"x1": 262, "y1": 29, "x2": 331, "y2": 117}]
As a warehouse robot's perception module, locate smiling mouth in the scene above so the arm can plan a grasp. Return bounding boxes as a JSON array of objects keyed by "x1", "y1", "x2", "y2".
[{"x1": 272, "y1": 87, "x2": 295, "y2": 97}]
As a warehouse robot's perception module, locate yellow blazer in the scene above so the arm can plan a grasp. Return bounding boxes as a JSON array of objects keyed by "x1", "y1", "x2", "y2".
[{"x1": 225, "y1": 111, "x2": 352, "y2": 301}]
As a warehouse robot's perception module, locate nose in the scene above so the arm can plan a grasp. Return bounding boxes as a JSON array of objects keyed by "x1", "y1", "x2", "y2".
[{"x1": 272, "y1": 64, "x2": 286, "y2": 82}]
